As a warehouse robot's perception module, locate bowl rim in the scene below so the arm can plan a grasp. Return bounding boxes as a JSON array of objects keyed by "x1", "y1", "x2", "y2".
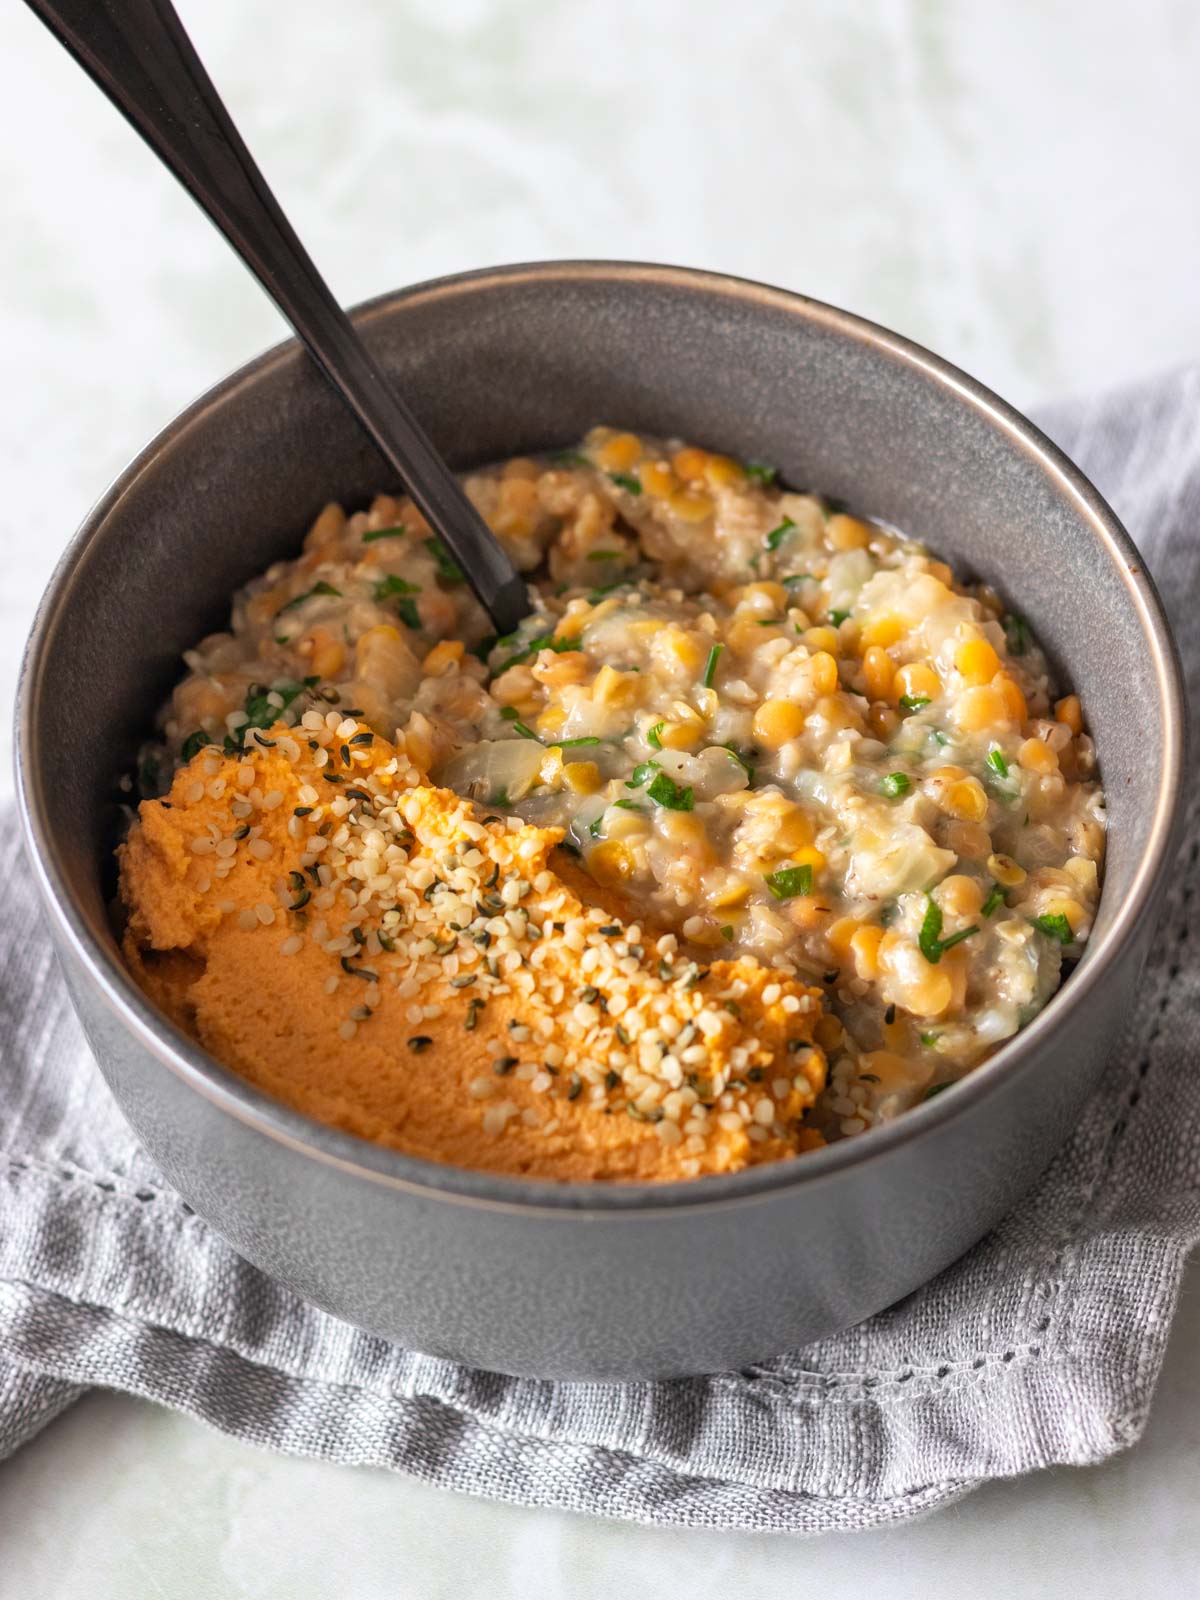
[{"x1": 15, "y1": 258, "x2": 1188, "y2": 1218}]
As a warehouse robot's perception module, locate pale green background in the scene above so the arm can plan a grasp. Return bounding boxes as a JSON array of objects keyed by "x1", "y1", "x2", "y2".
[{"x1": 2, "y1": 0, "x2": 1198, "y2": 1593}]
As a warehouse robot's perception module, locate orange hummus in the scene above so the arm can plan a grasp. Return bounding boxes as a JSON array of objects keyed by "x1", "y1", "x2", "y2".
[{"x1": 119, "y1": 715, "x2": 828, "y2": 1181}]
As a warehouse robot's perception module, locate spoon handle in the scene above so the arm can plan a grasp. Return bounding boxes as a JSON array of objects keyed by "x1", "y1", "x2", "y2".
[{"x1": 25, "y1": 0, "x2": 530, "y2": 635}]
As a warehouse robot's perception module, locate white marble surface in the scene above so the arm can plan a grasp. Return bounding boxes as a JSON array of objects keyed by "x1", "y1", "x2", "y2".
[
  {"x1": 4, "y1": 1275, "x2": 1200, "y2": 1600},
  {"x1": 2, "y1": 0, "x2": 1198, "y2": 1590}
]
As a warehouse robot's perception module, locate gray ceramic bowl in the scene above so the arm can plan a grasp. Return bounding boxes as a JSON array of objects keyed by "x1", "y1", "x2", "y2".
[{"x1": 16, "y1": 262, "x2": 1185, "y2": 1380}]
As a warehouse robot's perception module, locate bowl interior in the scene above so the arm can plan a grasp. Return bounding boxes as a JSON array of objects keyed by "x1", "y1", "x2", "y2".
[{"x1": 19, "y1": 262, "x2": 1181, "y2": 1200}]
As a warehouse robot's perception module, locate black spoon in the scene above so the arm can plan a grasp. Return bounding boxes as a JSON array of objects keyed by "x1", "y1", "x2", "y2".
[{"x1": 25, "y1": 0, "x2": 531, "y2": 636}]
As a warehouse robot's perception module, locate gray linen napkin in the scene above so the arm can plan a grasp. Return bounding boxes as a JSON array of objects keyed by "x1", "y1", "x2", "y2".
[{"x1": 1, "y1": 364, "x2": 1198, "y2": 1535}]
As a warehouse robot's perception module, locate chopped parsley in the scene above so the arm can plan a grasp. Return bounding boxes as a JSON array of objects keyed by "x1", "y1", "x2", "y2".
[
  {"x1": 645, "y1": 772, "x2": 694, "y2": 810},
  {"x1": 549, "y1": 448, "x2": 591, "y2": 468},
  {"x1": 744, "y1": 461, "x2": 777, "y2": 487},
  {"x1": 362, "y1": 524, "x2": 406, "y2": 542},
  {"x1": 899, "y1": 694, "x2": 931, "y2": 712},
  {"x1": 373, "y1": 574, "x2": 420, "y2": 601},
  {"x1": 918, "y1": 895, "x2": 980, "y2": 964},
  {"x1": 424, "y1": 536, "x2": 465, "y2": 585},
  {"x1": 1003, "y1": 613, "x2": 1031, "y2": 655},
  {"x1": 828, "y1": 608, "x2": 851, "y2": 626},
  {"x1": 985, "y1": 748, "x2": 1010, "y2": 778},
  {"x1": 496, "y1": 709, "x2": 544, "y2": 742},
  {"x1": 764, "y1": 515, "x2": 796, "y2": 551},
  {"x1": 764, "y1": 864, "x2": 813, "y2": 900},
  {"x1": 373, "y1": 573, "x2": 422, "y2": 629},
  {"x1": 180, "y1": 730, "x2": 209, "y2": 763},
  {"x1": 228, "y1": 679, "x2": 307, "y2": 751},
  {"x1": 626, "y1": 761, "x2": 659, "y2": 789},
  {"x1": 881, "y1": 772, "x2": 911, "y2": 798},
  {"x1": 722, "y1": 743, "x2": 755, "y2": 782},
  {"x1": 609, "y1": 471, "x2": 642, "y2": 494},
  {"x1": 278, "y1": 580, "x2": 341, "y2": 614},
  {"x1": 492, "y1": 633, "x2": 577, "y2": 674},
  {"x1": 981, "y1": 883, "x2": 1005, "y2": 918},
  {"x1": 556, "y1": 735, "x2": 601, "y2": 749},
  {"x1": 646, "y1": 722, "x2": 664, "y2": 749},
  {"x1": 702, "y1": 642, "x2": 723, "y2": 688},
  {"x1": 1032, "y1": 912, "x2": 1073, "y2": 943}
]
